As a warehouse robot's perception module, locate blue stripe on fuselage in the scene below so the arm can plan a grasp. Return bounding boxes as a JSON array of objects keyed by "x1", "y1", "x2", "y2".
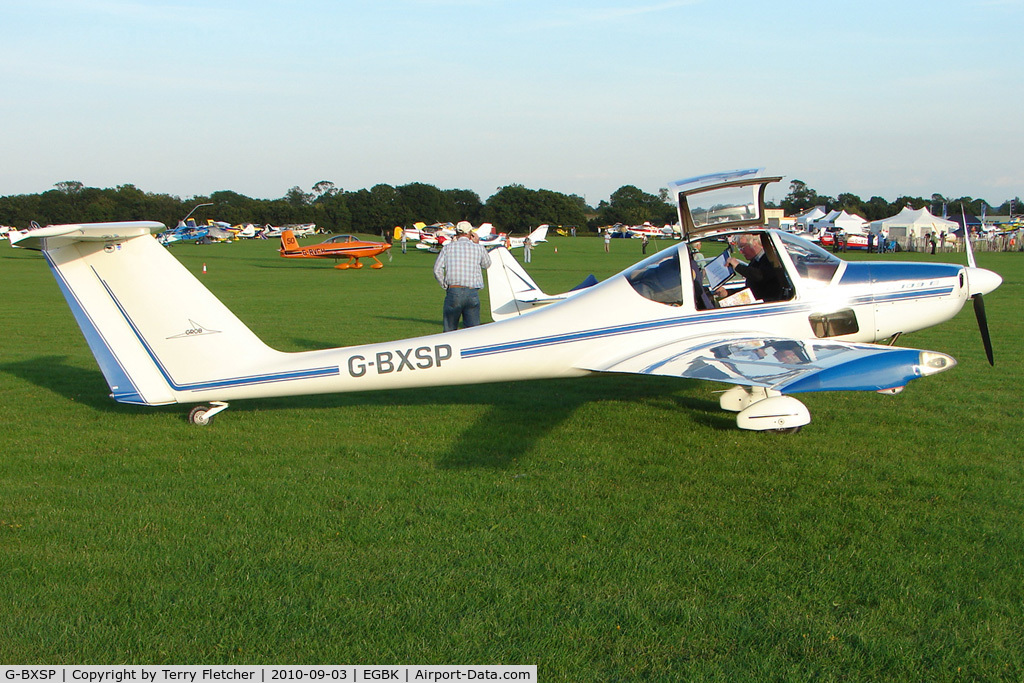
[{"x1": 461, "y1": 302, "x2": 808, "y2": 359}]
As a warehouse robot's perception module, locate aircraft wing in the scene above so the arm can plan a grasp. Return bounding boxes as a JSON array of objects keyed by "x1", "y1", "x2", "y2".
[{"x1": 578, "y1": 334, "x2": 956, "y2": 393}]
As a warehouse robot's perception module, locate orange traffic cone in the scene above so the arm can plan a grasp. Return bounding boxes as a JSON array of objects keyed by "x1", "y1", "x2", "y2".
[{"x1": 202, "y1": 263, "x2": 207, "y2": 274}]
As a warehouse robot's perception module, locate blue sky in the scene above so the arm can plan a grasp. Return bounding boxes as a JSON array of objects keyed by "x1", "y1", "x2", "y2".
[{"x1": 2, "y1": 0, "x2": 1021, "y2": 207}]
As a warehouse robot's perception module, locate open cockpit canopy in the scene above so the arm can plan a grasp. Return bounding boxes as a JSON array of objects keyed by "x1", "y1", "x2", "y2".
[{"x1": 669, "y1": 168, "x2": 782, "y2": 238}]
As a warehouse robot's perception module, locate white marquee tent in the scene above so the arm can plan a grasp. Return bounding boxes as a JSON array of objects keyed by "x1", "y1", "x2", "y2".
[
  {"x1": 869, "y1": 207, "x2": 958, "y2": 244},
  {"x1": 794, "y1": 206, "x2": 827, "y2": 230},
  {"x1": 818, "y1": 210, "x2": 868, "y2": 233}
]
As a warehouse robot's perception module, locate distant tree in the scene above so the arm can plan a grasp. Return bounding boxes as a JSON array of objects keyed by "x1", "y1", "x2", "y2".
[
  {"x1": 535, "y1": 189, "x2": 589, "y2": 229},
  {"x1": 396, "y1": 183, "x2": 450, "y2": 224},
  {"x1": 312, "y1": 180, "x2": 337, "y2": 199},
  {"x1": 596, "y1": 185, "x2": 674, "y2": 227},
  {"x1": 55, "y1": 180, "x2": 84, "y2": 195},
  {"x1": 209, "y1": 190, "x2": 259, "y2": 225},
  {"x1": 83, "y1": 194, "x2": 117, "y2": 222},
  {"x1": 443, "y1": 188, "x2": 484, "y2": 224},
  {"x1": 949, "y1": 196, "x2": 991, "y2": 217},
  {"x1": 929, "y1": 193, "x2": 950, "y2": 218},
  {"x1": 313, "y1": 186, "x2": 351, "y2": 232},
  {"x1": 864, "y1": 196, "x2": 894, "y2": 221},
  {"x1": 345, "y1": 189, "x2": 373, "y2": 233},
  {"x1": 780, "y1": 179, "x2": 833, "y2": 213},
  {"x1": 781, "y1": 180, "x2": 815, "y2": 213},
  {"x1": 834, "y1": 192, "x2": 866, "y2": 217},
  {"x1": 369, "y1": 184, "x2": 402, "y2": 233},
  {"x1": 894, "y1": 195, "x2": 928, "y2": 211},
  {"x1": 36, "y1": 189, "x2": 78, "y2": 224},
  {"x1": 257, "y1": 199, "x2": 302, "y2": 227},
  {"x1": 483, "y1": 184, "x2": 535, "y2": 232},
  {"x1": 112, "y1": 184, "x2": 148, "y2": 219},
  {"x1": 285, "y1": 186, "x2": 313, "y2": 207},
  {"x1": 995, "y1": 197, "x2": 1020, "y2": 217},
  {"x1": 482, "y1": 185, "x2": 587, "y2": 233},
  {"x1": 343, "y1": 184, "x2": 403, "y2": 234}
]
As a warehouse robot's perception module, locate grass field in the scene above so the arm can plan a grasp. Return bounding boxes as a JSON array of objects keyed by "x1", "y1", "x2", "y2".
[{"x1": 1, "y1": 234, "x2": 1022, "y2": 679}]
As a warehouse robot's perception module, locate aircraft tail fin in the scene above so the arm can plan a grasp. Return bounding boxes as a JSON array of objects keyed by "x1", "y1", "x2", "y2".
[
  {"x1": 528, "y1": 224, "x2": 549, "y2": 243},
  {"x1": 12, "y1": 222, "x2": 281, "y2": 406},
  {"x1": 280, "y1": 229, "x2": 300, "y2": 253}
]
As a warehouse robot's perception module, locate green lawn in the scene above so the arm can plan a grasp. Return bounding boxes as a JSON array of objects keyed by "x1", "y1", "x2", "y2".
[{"x1": 1, "y1": 234, "x2": 1022, "y2": 680}]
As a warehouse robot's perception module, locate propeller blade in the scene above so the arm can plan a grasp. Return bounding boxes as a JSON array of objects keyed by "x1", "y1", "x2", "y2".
[{"x1": 973, "y1": 294, "x2": 995, "y2": 366}]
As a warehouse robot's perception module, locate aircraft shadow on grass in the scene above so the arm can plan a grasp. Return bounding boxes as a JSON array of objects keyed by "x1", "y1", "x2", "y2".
[
  {"x1": 1, "y1": 356, "x2": 728, "y2": 467},
  {"x1": 1, "y1": 357, "x2": 145, "y2": 412}
]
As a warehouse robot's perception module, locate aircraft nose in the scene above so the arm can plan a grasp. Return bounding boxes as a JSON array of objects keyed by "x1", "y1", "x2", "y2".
[{"x1": 966, "y1": 267, "x2": 1002, "y2": 297}]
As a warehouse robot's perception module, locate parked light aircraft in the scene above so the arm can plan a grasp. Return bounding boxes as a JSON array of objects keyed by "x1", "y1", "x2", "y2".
[
  {"x1": 157, "y1": 222, "x2": 208, "y2": 245},
  {"x1": 229, "y1": 223, "x2": 258, "y2": 239},
  {"x1": 820, "y1": 229, "x2": 870, "y2": 250},
  {"x1": 493, "y1": 224, "x2": 549, "y2": 250},
  {"x1": 7, "y1": 169, "x2": 1001, "y2": 431},
  {"x1": 279, "y1": 230, "x2": 391, "y2": 269},
  {"x1": 627, "y1": 223, "x2": 678, "y2": 239},
  {"x1": 413, "y1": 222, "x2": 470, "y2": 251},
  {"x1": 414, "y1": 223, "x2": 548, "y2": 252}
]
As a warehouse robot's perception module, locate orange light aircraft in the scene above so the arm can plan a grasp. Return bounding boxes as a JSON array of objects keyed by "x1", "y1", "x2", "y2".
[{"x1": 279, "y1": 230, "x2": 391, "y2": 269}]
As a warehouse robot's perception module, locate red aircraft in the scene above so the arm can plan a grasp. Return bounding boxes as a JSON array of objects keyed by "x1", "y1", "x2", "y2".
[{"x1": 279, "y1": 230, "x2": 391, "y2": 269}]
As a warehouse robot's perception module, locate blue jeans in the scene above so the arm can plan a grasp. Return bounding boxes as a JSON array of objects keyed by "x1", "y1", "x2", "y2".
[{"x1": 443, "y1": 287, "x2": 482, "y2": 331}]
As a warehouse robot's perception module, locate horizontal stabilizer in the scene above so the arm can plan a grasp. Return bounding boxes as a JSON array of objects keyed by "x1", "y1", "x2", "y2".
[{"x1": 10, "y1": 221, "x2": 164, "y2": 250}]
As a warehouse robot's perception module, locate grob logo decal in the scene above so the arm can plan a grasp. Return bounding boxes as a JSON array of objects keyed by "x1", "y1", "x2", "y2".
[{"x1": 167, "y1": 319, "x2": 222, "y2": 339}]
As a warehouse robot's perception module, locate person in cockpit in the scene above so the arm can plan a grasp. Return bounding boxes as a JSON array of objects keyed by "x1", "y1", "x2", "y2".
[{"x1": 725, "y1": 234, "x2": 788, "y2": 302}]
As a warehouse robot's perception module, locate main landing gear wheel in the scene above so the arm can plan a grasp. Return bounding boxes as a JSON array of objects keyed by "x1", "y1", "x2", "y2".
[
  {"x1": 735, "y1": 395, "x2": 811, "y2": 433},
  {"x1": 771, "y1": 426, "x2": 803, "y2": 435},
  {"x1": 187, "y1": 401, "x2": 230, "y2": 425}
]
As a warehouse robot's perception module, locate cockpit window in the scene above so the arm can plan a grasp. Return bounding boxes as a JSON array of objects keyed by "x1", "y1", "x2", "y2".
[
  {"x1": 777, "y1": 231, "x2": 840, "y2": 284},
  {"x1": 626, "y1": 248, "x2": 683, "y2": 305}
]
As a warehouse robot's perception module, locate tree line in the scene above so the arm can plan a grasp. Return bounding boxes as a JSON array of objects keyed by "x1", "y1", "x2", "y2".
[{"x1": 1, "y1": 179, "x2": 1018, "y2": 236}]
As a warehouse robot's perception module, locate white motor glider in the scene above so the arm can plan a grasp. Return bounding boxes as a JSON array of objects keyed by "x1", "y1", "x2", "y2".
[{"x1": 8, "y1": 169, "x2": 1001, "y2": 431}]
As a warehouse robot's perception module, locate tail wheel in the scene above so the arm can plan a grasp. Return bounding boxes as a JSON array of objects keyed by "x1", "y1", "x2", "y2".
[
  {"x1": 188, "y1": 406, "x2": 212, "y2": 425},
  {"x1": 187, "y1": 401, "x2": 229, "y2": 426}
]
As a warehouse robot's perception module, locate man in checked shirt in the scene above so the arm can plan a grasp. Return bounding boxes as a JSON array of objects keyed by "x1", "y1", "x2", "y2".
[{"x1": 433, "y1": 222, "x2": 492, "y2": 331}]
